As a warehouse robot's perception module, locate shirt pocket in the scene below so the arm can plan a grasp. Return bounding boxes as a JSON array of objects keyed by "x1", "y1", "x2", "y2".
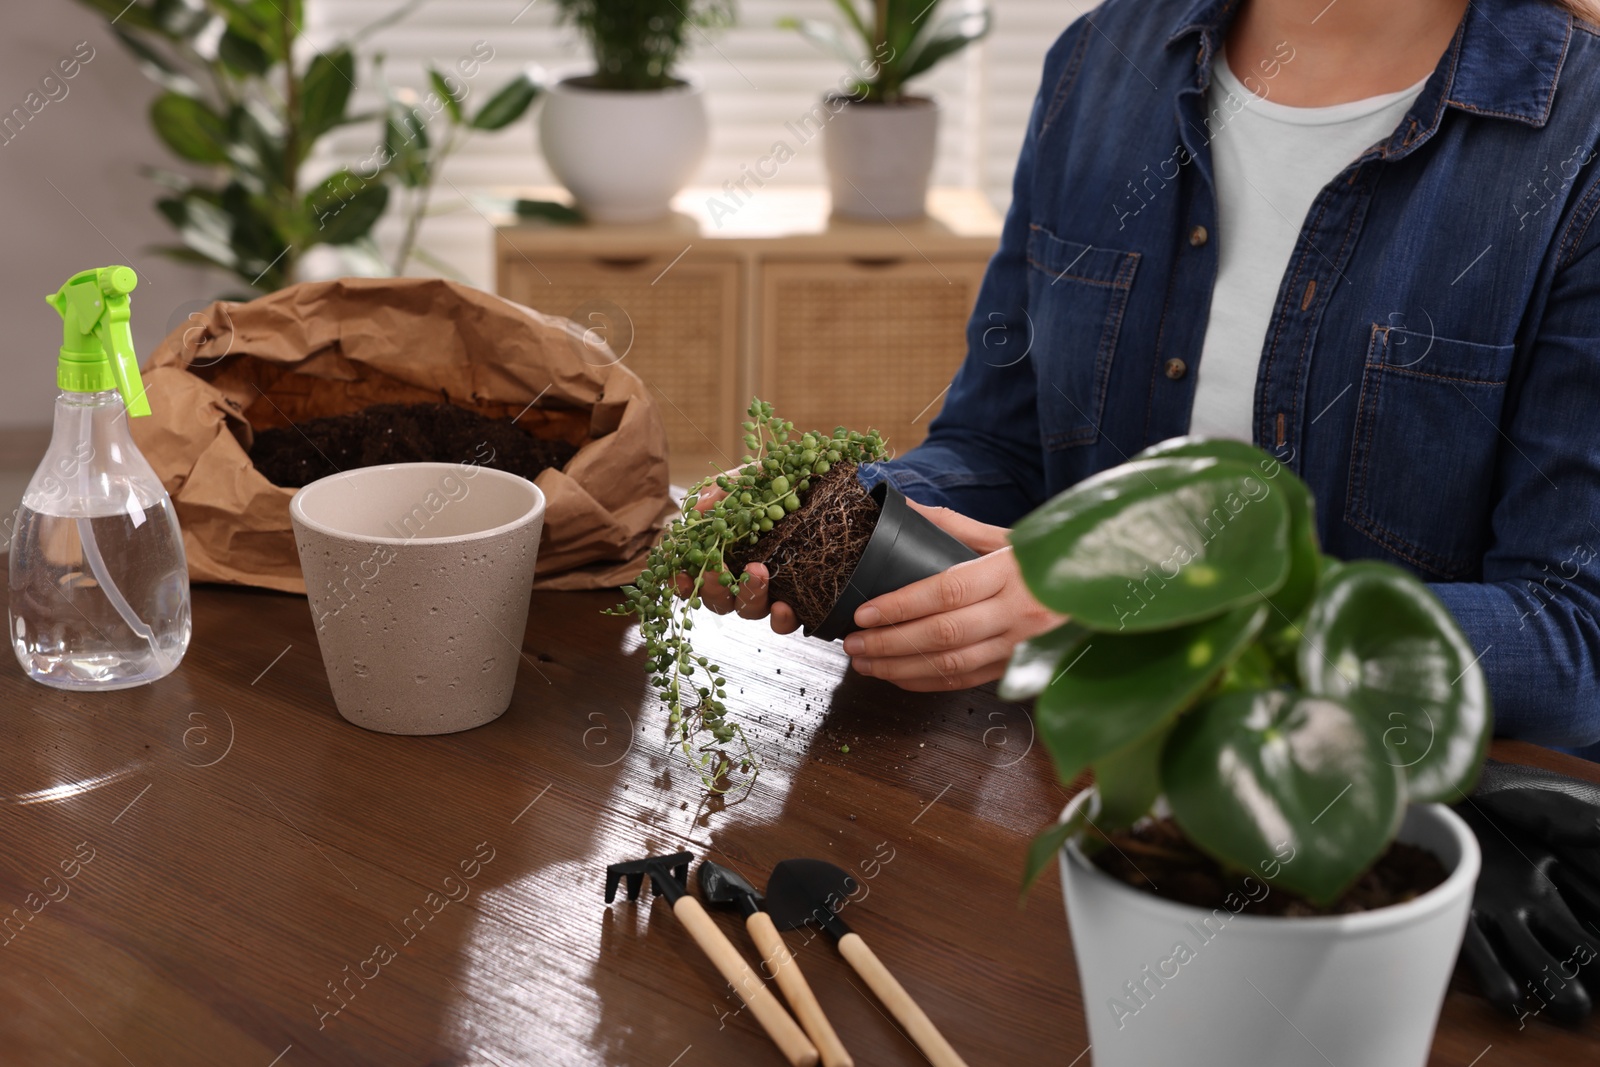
[
  {"x1": 1025, "y1": 224, "x2": 1141, "y2": 450},
  {"x1": 1344, "y1": 326, "x2": 1517, "y2": 580}
]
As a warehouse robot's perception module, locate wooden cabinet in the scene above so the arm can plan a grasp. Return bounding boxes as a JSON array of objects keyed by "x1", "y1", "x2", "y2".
[
  {"x1": 498, "y1": 253, "x2": 741, "y2": 480},
  {"x1": 495, "y1": 187, "x2": 1001, "y2": 483}
]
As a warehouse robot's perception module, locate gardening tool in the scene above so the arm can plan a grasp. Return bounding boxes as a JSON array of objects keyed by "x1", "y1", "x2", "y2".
[
  {"x1": 699, "y1": 859, "x2": 853, "y2": 1067},
  {"x1": 765, "y1": 858, "x2": 970, "y2": 1067},
  {"x1": 605, "y1": 851, "x2": 819, "y2": 1067}
]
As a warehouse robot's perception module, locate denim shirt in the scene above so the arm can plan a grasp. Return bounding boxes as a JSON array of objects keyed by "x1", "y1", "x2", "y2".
[{"x1": 866, "y1": 0, "x2": 1600, "y2": 749}]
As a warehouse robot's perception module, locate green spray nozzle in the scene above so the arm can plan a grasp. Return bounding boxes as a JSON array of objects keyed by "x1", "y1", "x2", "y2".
[{"x1": 46, "y1": 265, "x2": 151, "y2": 417}]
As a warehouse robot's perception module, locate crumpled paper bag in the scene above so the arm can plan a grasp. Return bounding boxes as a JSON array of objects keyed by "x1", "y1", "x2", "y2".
[{"x1": 130, "y1": 277, "x2": 673, "y2": 593}]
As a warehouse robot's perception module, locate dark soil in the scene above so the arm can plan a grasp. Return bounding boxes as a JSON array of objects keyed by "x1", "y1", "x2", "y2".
[
  {"x1": 249, "y1": 403, "x2": 579, "y2": 488},
  {"x1": 725, "y1": 463, "x2": 880, "y2": 632},
  {"x1": 1091, "y1": 817, "x2": 1448, "y2": 917}
]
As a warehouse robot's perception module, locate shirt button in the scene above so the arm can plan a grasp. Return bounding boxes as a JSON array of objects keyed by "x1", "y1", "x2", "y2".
[
  {"x1": 1165, "y1": 358, "x2": 1188, "y2": 380},
  {"x1": 1189, "y1": 225, "x2": 1209, "y2": 247}
]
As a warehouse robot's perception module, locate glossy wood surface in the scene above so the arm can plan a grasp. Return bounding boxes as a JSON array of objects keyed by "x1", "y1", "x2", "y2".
[{"x1": 0, "y1": 585, "x2": 1594, "y2": 1065}]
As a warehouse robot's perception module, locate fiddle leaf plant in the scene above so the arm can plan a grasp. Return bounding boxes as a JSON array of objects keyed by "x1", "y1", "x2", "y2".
[
  {"x1": 609, "y1": 399, "x2": 886, "y2": 794},
  {"x1": 1007, "y1": 438, "x2": 1492, "y2": 906},
  {"x1": 73, "y1": 0, "x2": 398, "y2": 291}
]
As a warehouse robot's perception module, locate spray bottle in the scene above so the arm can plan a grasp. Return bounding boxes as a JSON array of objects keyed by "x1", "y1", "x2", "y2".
[{"x1": 8, "y1": 265, "x2": 191, "y2": 689}]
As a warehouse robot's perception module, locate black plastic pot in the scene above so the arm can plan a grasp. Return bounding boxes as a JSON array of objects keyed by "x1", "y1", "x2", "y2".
[{"x1": 810, "y1": 481, "x2": 979, "y2": 641}]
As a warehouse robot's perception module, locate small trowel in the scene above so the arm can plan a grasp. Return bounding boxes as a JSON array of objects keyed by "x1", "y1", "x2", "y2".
[
  {"x1": 766, "y1": 858, "x2": 970, "y2": 1067},
  {"x1": 699, "y1": 859, "x2": 853, "y2": 1067}
]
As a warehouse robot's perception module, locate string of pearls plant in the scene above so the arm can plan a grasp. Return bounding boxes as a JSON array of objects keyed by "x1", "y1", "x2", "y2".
[{"x1": 610, "y1": 399, "x2": 887, "y2": 794}]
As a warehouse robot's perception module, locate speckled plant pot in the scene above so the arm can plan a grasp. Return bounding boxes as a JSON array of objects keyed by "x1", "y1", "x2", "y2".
[{"x1": 290, "y1": 463, "x2": 545, "y2": 735}]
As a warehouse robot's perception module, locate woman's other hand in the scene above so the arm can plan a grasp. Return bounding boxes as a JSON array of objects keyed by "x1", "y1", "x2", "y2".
[{"x1": 841, "y1": 502, "x2": 1065, "y2": 691}]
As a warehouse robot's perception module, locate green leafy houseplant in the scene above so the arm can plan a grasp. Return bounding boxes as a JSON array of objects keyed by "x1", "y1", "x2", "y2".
[
  {"x1": 379, "y1": 62, "x2": 542, "y2": 276},
  {"x1": 553, "y1": 0, "x2": 736, "y2": 90},
  {"x1": 610, "y1": 399, "x2": 885, "y2": 794},
  {"x1": 74, "y1": 0, "x2": 393, "y2": 291},
  {"x1": 74, "y1": 0, "x2": 544, "y2": 291},
  {"x1": 1004, "y1": 438, "x2": 1493, "y2": 906},
  {"x1": 781, "y1": 0, "x2": 992, "y2": 103}
]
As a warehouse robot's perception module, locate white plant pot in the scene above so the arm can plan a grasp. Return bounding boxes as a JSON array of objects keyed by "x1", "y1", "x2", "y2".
[
  {"x1": 537, "y1": 75, "x2": 709, "y2": 223},
  {"x1": 290, "y1": 463, "x2": 545, "y2": 735},
  {"x1": 822, "y1": 96, "x2": 939, "y2": 221},
  {"x1": 1057, "y1": 791, "x2": 1479, "y2": 1067}
]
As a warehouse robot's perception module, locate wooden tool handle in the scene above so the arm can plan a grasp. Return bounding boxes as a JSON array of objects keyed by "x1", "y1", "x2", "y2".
[
  {"x1": 837, "y1": 932, "x2": 969, "y2": 1067},
  {"x1": 672, "y1": 897, "x2": 819, "y2": 1067},
  {"x1": 747, "y1": 912, "x2": 854, "y2": 1067}
]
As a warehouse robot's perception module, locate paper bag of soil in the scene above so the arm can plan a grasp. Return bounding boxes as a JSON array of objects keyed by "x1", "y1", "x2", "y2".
[{"x1": 130, "y1": 277, "x2": 673, "y2": 593}]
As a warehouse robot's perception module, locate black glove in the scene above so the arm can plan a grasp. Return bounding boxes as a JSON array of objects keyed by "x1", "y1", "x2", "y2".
[{"x1": 1456, "y1": 759, "x2": 1600, "y2": 1025}]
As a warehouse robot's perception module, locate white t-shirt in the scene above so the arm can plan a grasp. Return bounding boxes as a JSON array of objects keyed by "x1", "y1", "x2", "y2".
[{"x1": 1188, "y1": 54, "x2": 1428, "y2": 441}]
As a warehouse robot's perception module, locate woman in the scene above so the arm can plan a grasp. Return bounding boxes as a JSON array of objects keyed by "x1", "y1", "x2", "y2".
[{"x1": 708, "y1": 0, "x2": 1600, "y2": 755}]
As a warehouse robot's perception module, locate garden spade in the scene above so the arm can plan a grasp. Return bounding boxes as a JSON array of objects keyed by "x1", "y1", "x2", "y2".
[
  {"x1": 699, "y1": 859, "x2": 854, "y2": 1067},
  {"x1": 765, "y1": 859, "x2": 970, "y2": 1067},
  {"x1": 604, "y1": 851, "x2": 818, "y2": 1067}
]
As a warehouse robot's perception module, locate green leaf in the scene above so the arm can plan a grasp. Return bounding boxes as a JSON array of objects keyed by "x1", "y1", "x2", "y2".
[
  {"x1": 208, "y1": 0, "x2": 290, "y2": 63},
  {"x1": 223, "y1": 101, "x2": 284, "y2": 194},
  {"x1": 471, "y1": 73, "x2": 539, "y2": 131},
  {"x1": 110, "y1": 27, "x2": 203, "y2": 95},
  {"x1": 428, "y1": 67, "x2": 465, "y2": 123},
  {"x1": 1092, "y1": 722, "x2": 1172, "y2": 833},
  {"x1": 299, "y1": 47, "x2": 355, "y2": 145},
  {"x1": 149, "y1": 92, "x2": 230, "y2": 163},
  {"x1": 304, "y1": 168, "x2": 389, "y2": 246},
  {"x1": 998, "y1": 620, "x2": 1091, "y2": 701},
  {"x1": 1011, "y1": 456, "x2": 1292, "y2": 632},
  {"x1": 1021, "y1": 812, "x2": 1083, "y2": 897},
  {"x1": 900, "y1": 9, "x2": 991, "y2": 83},
  {"x1": 826, "y1": 0, "x2": 872, "y2": 47},
  {"x1": 157, "y1": 191, "x2": 237, "y2": 269},
  {"x1": 151, "y1": 0, "x2": 213, "y2": 39},
  {"x1": 513, "y1": 198, "x2": 584, "y2": 225},
  {"x1": 1034, "y1": 604, "x2": 1267, "y2": 784},
  {"x1": 780, "y1": 15, "x2": 867, "y2": 70},
  {"x1": 1298, "y1": 561, "x2": 1492, "y2": 803},
  {"x1": 383, "y1": 104, "x2": 431, "y2": 188},
  {"x1": 1164, "y1": 688, "x2": 1404, "y2": 905},
  {"x1": 1134, "y1": 437, "x2": 1320, "y2": 626},
  {"x1": 217, "y1": 25, "x2": 273, "y2": 75},
  {"x1": 220, "y1": 180, "x2": 286, "y2": 284}
]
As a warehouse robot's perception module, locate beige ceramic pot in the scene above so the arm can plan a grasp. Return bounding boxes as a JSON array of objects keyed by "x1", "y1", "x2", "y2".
[{"x1": 290, "y1": 462, "x2": 545, "y2": 735}]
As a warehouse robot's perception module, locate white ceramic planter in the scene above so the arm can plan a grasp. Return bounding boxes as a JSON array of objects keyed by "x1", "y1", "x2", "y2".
[
  {"x1": 537, "y1": 75, "x2": 709, "y2": 223},
  {"x1": 1058, "y1": 792, "x2": 1479, "y2": 1067},
  {"x1": 290, "y1": 463, "x2": 545, "y2": 735},
  {"x1": 822, "y1": 96, "x2": 939, "y2": 220}
]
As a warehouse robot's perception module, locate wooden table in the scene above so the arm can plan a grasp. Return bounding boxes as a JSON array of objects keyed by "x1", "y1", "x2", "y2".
[{"x1": 0, "y1": 584, "x2": 1594, "y2": 1066}]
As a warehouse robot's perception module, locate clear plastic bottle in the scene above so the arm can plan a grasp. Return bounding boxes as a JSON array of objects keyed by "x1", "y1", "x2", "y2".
[{"x1": 8, "y1": 266, "x2": 190, "y2": 689}]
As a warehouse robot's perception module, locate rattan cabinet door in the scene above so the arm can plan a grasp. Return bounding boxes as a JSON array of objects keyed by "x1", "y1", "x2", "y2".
[
  {"x1": 501, "y1": 255, "x2": 740, "y2": 484},
  {"x1": 759, "y1": 258, "x2": 988, "y2": 460}
]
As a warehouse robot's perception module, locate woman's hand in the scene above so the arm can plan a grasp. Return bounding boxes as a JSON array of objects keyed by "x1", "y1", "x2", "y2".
[
  {"x1": 841, "y1": 502, "x2": 1066, "y2": 692},
  {"x1": 676, "y1": 478, "x2": 801, "y2": 634}
]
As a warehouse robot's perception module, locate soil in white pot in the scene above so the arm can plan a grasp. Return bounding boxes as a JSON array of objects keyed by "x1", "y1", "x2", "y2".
[{"x1": 1093, "y1": 817, "x2": 1449, "y2": 916}]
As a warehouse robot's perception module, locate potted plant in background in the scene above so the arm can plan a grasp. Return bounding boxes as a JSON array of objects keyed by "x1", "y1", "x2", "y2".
[
  {"x1": 782, "y1": 0, "x2": 991, "y2": 219},
  {"x1": 542, "y1": 0, "x2": 734, "y2": 222},
  {"x1": 1002, "y1": 438, "x2": 1491, "y2": 1066},
  {"x1": 74, "y1": 0, "x2": 545, "y2": 293},
  {"x1": 610, "y1": 398, "x2": 973, "y2": 794}
]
